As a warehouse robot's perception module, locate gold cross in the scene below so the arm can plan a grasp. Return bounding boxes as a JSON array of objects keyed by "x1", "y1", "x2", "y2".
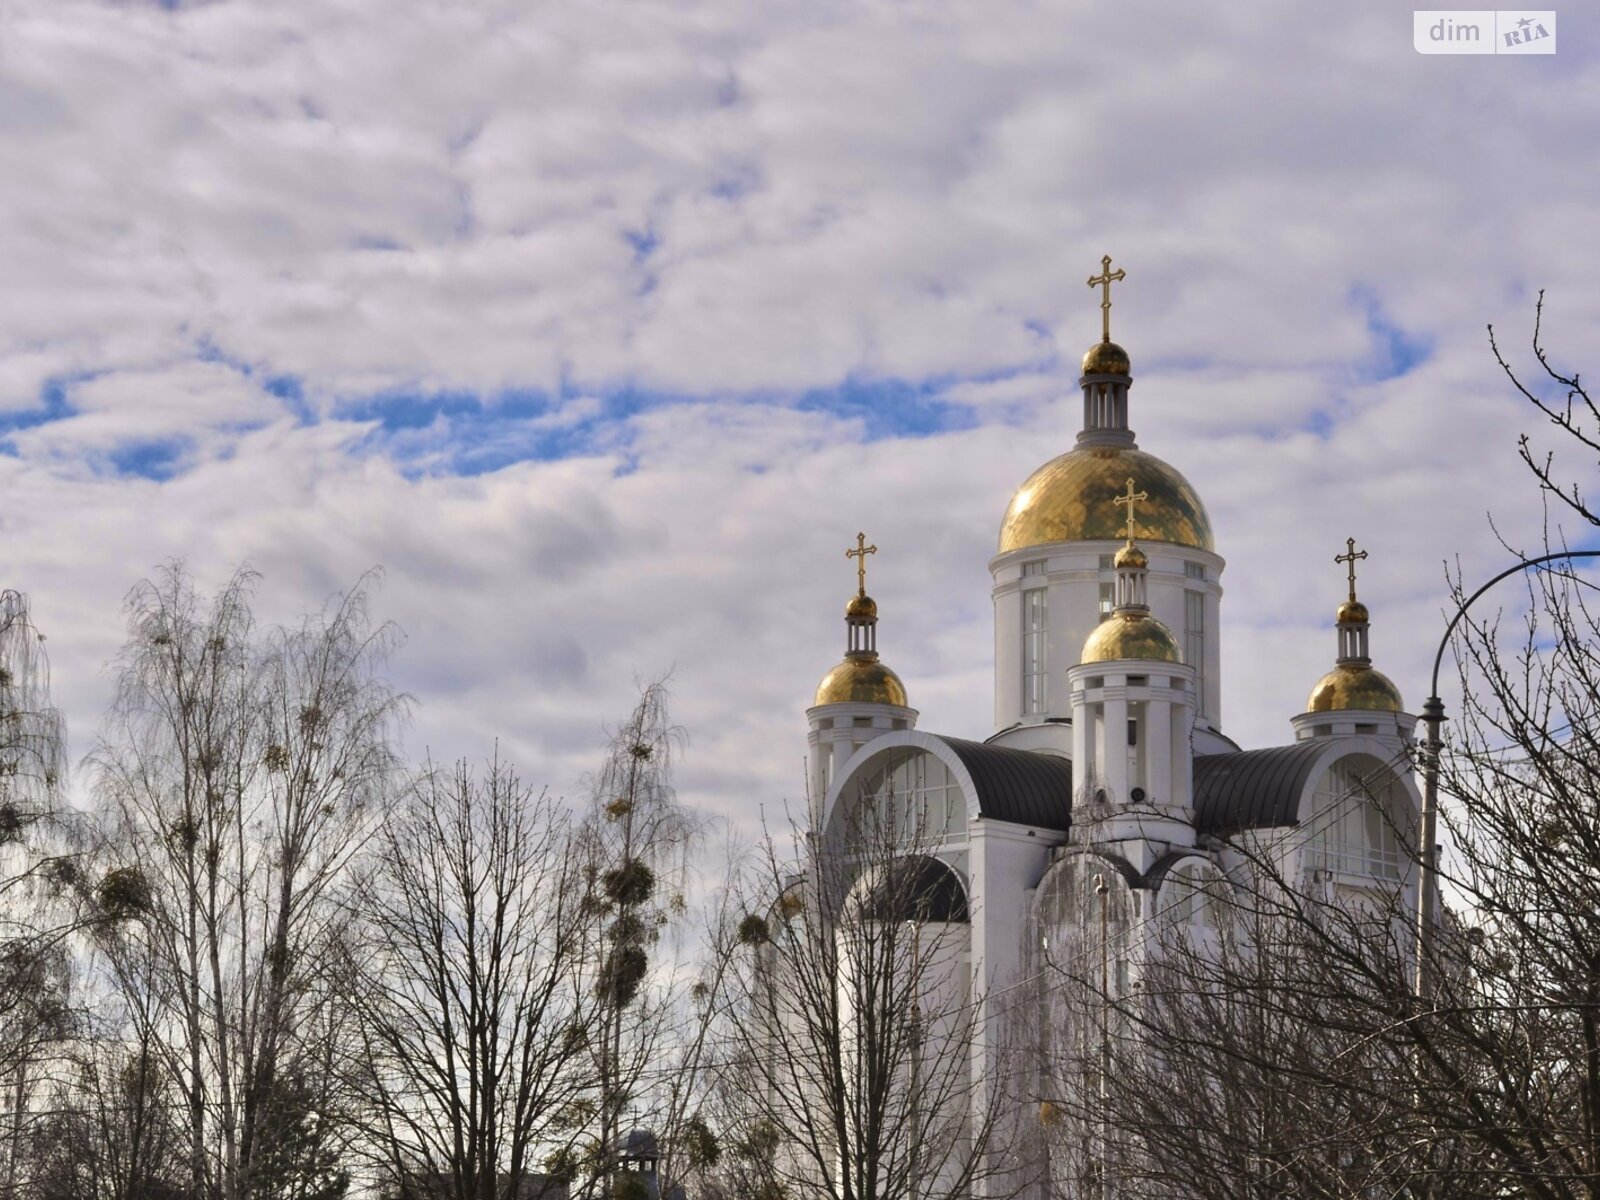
[
  {"x1": 1112, "y1": 478, "x2": 1148, "y2": 545},
  {"x1": 846, "y1": 531, "x2": 877, "y2": 596},
  {"x1": 1086, "y1": 254, "x2": 1126, "y2": 343},
  {"x1": 1335, "y1": 537, "x2": 1368, "y2": 602}
]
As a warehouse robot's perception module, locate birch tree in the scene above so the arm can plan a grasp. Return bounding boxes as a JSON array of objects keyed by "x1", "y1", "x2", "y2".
[{"x1": 93, "y1": 564, "x2": 403, "y2": 1200}]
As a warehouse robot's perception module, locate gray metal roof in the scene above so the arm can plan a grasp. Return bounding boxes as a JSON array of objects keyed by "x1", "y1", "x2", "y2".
[
  {"x1": 933, "y1": 736, "x2": 1073, "y2": 831},
  {"x1": 1193, "y1": 742, "x2": 1329, "y2": 833}
]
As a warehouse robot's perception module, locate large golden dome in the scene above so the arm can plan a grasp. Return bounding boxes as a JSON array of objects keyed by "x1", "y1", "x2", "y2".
[
  {"x1": 999, "y1": 447, "x2": 1214, "y2": 555},
  {"x1": 1081, "y1": 612, "x2": 1183, "y2": 665},
  {"x1": 814, "y1": 657, "x2": 909, "y2": 707},
  {"x1": 1306, "y1": 664, "x2": 1404, "y2": 714}
]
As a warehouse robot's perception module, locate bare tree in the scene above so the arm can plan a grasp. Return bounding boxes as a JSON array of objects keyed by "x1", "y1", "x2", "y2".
[
  {"x1": 343, "y1": 756, "x2": 598, "y2": 1200},
  {"x1": 711, "y1": 791, "x2": 1028, "y2": 1200},
  {"x1": 574, "y1": 679, "x2": 697, "y2": 1200},
  {"x1": 0, "y1": 588, "x2": 82, "y2": 1199},
  {"x1": 1035, "y1": 844, "x2": 1437, "y2": 1199},
  {"x1": 91, "y1": 563, "x2": 403, "y2": 1200}
]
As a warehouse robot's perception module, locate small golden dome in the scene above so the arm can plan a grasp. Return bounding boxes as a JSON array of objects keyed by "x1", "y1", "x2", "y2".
[
  {"x1": 1114, "y1": 543, "x2": 1147, "y2": 570},
  {"x1": 846, "y1": 593, "x2": 878, "y2": 620},
  {"x1": 999, "y1": 447, "x2": 1213, "y2": 555},
  {"x1": 1081, "y1": 341, "x2": 1131, "y2": 376},
  {"x1": 814, "y1": 657, "x2": 909, "y2": 707},
  {"x1": 1336, "y1": 599, "x2": 1369, "y2": 625},
  {"x1": 1306, "y1": 664, "x2": 1404, "y2": 714},
  {"x1": 1081, "y1": 612, "x2": 1182, "y2": 665}
]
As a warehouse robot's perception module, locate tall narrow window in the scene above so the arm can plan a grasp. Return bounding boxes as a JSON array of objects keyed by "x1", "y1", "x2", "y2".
[
  {"x1": 1022, "y1": 586, "x2": 1048, "y2": 714},
  {"x1": 1185, "y1": 590, "x2": 1206, "y2": 717}
]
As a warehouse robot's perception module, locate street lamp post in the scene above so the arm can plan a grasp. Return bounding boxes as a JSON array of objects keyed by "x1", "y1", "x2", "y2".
[{"x1": 1414, "y1": 549, "x2": 1600, "y2": 1002}]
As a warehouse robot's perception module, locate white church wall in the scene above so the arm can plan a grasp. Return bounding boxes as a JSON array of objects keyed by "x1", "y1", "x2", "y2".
[
  {"x1": 968, "y1": 818, "x2": 1062, "y2": 1199},
  {"x1": 990, "y1": 541, "x2": 1225, "y2": 735}
]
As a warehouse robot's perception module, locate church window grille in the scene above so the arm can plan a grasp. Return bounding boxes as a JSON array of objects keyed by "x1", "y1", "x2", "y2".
[
  {"x1": 1098, "y1": 554, "x2": 1114, "y2": 571},
  {"x1": 863, "y1": 750, "x2": 966, "y2": 844},
  {"x1": 1309, "y1": 761, "x2": 1405, "y2": 881},
  {"x1": 1023, "y1": 587, "x2": 1048, "y2": 715},
  {"x1": 1022, "y1": 559, "x2": 1047, "y2": 577},
  {"x1": 1184, "y1": 590, "x2": 1207, "y2": 716},
  {"x1": 1185, "y1": 561, "x2": 1207, "y2": 581},
  {"x1": 1098, "y1": 582, "x2": 1113, "y2": 622}
]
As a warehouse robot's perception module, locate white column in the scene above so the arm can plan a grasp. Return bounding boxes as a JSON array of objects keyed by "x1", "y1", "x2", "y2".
[
  {"x1": 1103, "y1": 694, "x2": 1129, "y2": 804},
  {"x1": 1146, "y1": 694, "x2": 1172, "y2": 807},
  {"x1": 1172, "y1": 701, "x2": 1193, "y2": 814}
]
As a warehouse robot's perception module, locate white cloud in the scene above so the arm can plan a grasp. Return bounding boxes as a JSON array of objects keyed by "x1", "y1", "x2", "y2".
[{"x1": 0, "y1": 0, "x2": 1592, "y2": 832}]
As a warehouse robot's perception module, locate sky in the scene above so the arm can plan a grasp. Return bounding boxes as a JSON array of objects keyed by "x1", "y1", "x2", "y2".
[{"x1": 0, "y1": 0, "x2": 1595, "y2": 832}]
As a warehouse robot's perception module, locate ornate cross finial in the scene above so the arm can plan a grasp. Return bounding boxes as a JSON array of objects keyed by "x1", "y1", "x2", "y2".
[
  {"x1": 1112, "y1": 478, "x2": 1149, "y2": 545},
  {"x1": 846, "y1": 532, "x2": 877, "y2": 596},
  {"x1": 1335, "y1": 537, "x2": 1368, "y2": 603},
  {"x1": 1086, "y1": 254, "x2": 1126, "y2": 343}
]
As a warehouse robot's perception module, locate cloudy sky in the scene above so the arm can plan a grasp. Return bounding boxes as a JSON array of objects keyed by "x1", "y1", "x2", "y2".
[{"x1": 1, "y1": 0, "x2": 1594, "y2": 828}]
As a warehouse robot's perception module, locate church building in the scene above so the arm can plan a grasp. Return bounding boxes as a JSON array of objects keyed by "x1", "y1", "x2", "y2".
[{"x1": 799, "y1": 257, "x2": 1422, "y2": 1195}]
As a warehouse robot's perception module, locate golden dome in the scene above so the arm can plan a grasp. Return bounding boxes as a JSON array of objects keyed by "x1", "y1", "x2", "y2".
[
  {"x1": 1336, "y1": 599, "x2": 1369, "y2": 625},
  {"x1": 814, "y1": 657, "x2": 909, "y2": 707},
  {"x1": 1306, "y1": 664, "x2": 1404, "y2": 714},
  {"x1": 1081, "y1": 341, "x2": 1131, "y2": 376},
  {"x1": 1081, "y1": 612, "x2": 1182, "y2": 665},
  {"x1": 999, "y1": 447, "x2": 1213, "y2": 555},
  {"x1": 1114, "y1": 543, "x2": 1148, "y2": 570},
  {"x1": 846, "y1": 593, "x2": 878, "y2": 620}
]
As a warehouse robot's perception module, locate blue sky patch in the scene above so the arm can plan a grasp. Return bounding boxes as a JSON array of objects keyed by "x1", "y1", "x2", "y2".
[
  {"x1": 797, "y1": 376, "x2": 978, "y2": 441},
  {"x1": 107, "y1": 437, "x2": 190, "y2": 481},
  {"x1": 344, "y1": 388, "x2": 616, "y2": 477},
  {"x1": 1352, "y1": 287, "x2": 1432, "y2": 381},
  {"x1": 0, "y1": 377, "x2": 78, "y2": 437}
]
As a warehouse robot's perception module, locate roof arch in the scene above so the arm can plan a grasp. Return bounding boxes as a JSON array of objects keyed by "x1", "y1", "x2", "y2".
[
  {"x1": 1193, "y1": 739, "x2": 1417, "y2": 834},
  {"x1": 824, "y1": 730, "x2": 1074, "y2": 836}
]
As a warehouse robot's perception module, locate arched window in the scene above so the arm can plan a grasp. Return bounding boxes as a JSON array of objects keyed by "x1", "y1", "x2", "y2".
[
  {"x1": 1022, "y1": 566, "x2": 1048, "y2": 714},
  {"x1": 1158, "y1": 859, "x2": 1229, "y2": 930},
  {"x1": 858, "y1": 750, "x2": 967, "y2": 846},
  {"x1": 1308, "y1": 757, "x2": 1407, "y2": 881}
]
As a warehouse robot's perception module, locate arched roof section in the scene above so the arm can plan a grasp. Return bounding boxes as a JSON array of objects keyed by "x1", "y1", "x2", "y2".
[
  {"x1": 936, "y1": 736, "x2": 1073, "y2": 830},
  {"x1": 1194, "y1": 740, "x2": 1416, "y2": 834},
  {"x1": 1194, "y1": 743, "x2": 1330, "y2": 832},
  {"x1": 824, "y1": 731, "x2": 1073, "y2": 835}
]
